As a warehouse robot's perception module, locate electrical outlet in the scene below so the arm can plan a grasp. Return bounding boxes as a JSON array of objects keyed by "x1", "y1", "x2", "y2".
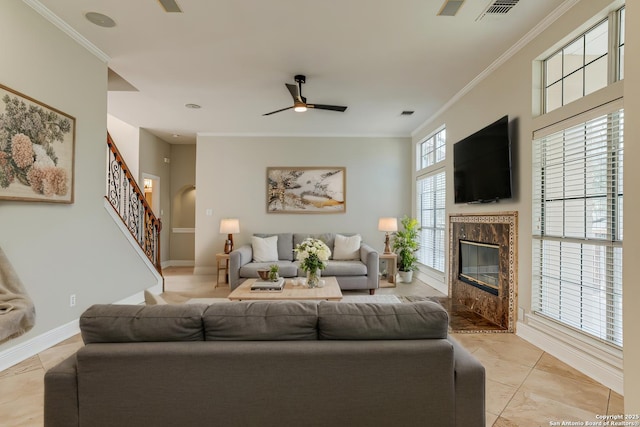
[{"x1": 69, "y1": 294, "x2": 76, "y2": 307}]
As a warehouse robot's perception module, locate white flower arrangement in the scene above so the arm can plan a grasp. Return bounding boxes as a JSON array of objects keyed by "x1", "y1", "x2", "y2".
[{"x1": 295, "y1": 238, "x2": 331, "y2": 272}]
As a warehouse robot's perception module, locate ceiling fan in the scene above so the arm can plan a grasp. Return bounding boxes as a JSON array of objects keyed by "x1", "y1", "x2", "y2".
[{"x1": 263, "y1": 75, "x2": 348, "y2": 116}]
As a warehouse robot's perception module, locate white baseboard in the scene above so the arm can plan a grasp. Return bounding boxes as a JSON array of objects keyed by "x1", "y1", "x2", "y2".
[
  {"x1": 0, "y1": 203, "x2": 177, "y2": 373},
  {"x1": 163, "y1": 260, "x2": 195, "y2": 268},
  {"x1": 517, "y1": 319, "x2": 624, "y2": 395},
  {"x1": 0, "y1": 319, "x2": 80, "y2": 372},
  {"x1": 0, "y1": 286, "x2": 160, "y2": 373}
]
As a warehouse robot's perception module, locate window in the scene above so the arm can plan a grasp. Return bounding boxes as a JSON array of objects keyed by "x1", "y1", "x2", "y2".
[
  {"x1": 543, "y1": 6, "x2": 625, "y2": 113},
  {"x1": 417, "y1": 172, "x2": 446, "y2": 272},
  {"x1": 416, "y1": 128, "x2": 446, "y2": 273},
  {"x1": 532, "y1": 107, "x2": 623, "y2": 347},
  {"x1": 418, "y1": 128, "x2": 445, "y2": 170}
]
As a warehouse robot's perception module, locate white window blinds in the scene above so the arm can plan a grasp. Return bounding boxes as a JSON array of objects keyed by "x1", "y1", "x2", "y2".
[
  {"x1": 532, "y1": 104, "x2": 623, "y2": 347},
  {"x1": 416, "y1": 171, "x2": 446, "y2": 272}
]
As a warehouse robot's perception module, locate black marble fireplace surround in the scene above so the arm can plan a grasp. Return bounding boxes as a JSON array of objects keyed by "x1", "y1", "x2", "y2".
[{"x1": 448, "y1": 212, "x2": 518, "y2": 333}]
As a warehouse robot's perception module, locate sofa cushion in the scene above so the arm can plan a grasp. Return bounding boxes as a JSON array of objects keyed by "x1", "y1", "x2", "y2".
[
  {"x1": 240, "y1": 261, "x2": 298, "y2": 278},
  {"x1": 254, "y1": 233, "x2": 294, "y2": 261},
  {"x1": 333, "y1": 234, "x2": 361, "y2": 260},
  {"x1": 203, "y1": 301, "x2": 319, "y2": 340},
  {"x1": 251, "y1": 235, "x2": 279, "y2": 262},
  {"x1": 317, "y1": 301, "x2": 448, "y2": 340},
  {"x1": 80, "y1": 304, "x2": 207, "y2": 343},
  {"x1": 321, "y1": 260, "x2": 367, "y2": 276}
]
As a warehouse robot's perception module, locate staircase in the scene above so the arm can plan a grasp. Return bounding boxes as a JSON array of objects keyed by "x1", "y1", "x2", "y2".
[{"x1": 105, "y1": 133, "x2": 163, "y2": 286}]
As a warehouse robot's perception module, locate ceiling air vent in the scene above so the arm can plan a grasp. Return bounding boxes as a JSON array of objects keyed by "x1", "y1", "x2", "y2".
[
  {"x1": 476, "y1": 0, "x2": 519, "y2": 21},
  {"x1": 437, "y1": 0, "x2": 465, "y2": 17}
]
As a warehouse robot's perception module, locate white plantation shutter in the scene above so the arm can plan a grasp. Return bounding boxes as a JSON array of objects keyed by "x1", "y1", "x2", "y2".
[
  {"x1": 416, "y1": 171, "x2": 446, "y2": 272},
  {"x1": 532, "y1": 103, "x2": 623, "y2": 347}
]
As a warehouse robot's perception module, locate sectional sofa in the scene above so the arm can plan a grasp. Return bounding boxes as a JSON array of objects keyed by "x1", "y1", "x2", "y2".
[
  {"x1": 228, "y1": 232, "x2": 379, "y2": 294},
  {"x1": 44, "y1": 300, "x2": 485, "y2": 427}
]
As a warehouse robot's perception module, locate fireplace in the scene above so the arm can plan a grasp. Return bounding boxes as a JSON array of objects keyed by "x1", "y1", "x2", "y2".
[
  {"x1": 449, "y1": 212, "x2": 518, "y2": 333},
  {"x1": 459, "y1": 240, "x2": 499, "y2": 296}
]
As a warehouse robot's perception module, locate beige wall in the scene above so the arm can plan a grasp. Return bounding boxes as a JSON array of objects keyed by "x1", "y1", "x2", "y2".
[
  {"x1": 170, "y1": 144, "x2": 196, "y2": 261},
  {"x1": 139, "y1": 129, "x2": 172, "y2": 263},
  {"x1": 413, "y1": 0, "x2": 634, "y2": 404},
  {"x1": 0, "y1": 2, "x2": 156, "y2": 353},
  {"x1": 194, "y1": 136, "x2": 411, "y2": 272},
  {"x1": 622, "y1": 0, "x2": 640, "y2": 412},
  {"x1": 107, "y1": 114, "x2": 140, "y2": 183}
]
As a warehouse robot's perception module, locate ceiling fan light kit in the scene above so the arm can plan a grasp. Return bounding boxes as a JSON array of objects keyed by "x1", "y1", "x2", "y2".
[{"x1": 263, "y1": 75, "x2": 347, "y2": 116}]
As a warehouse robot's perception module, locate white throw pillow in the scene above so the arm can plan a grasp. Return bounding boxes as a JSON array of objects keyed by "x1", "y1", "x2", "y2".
[
  {"x1": 252, "y1": 235, "x2": 279, "y2": 262},
  {"x1": 333, "y1": 234, "x2": 361, "y2": 260}
]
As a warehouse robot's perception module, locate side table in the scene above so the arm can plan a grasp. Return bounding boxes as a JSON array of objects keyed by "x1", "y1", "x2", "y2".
[
  {"x1": 379, "y1": 253, "x2": 397, "y2": 285},
  {"x1": 215, "y1": 253, "x2": 230, "y2": 287}
]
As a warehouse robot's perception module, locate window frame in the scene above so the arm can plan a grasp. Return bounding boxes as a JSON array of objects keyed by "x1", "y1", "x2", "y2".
[
  {"x1": 415, "y1": 127, "x2": 446, "y2": 274},
  {"x1": 542, "y1": 6, "x2": 625, "y2": 114},
  {"x1": 532, "y1": 106, "x2": 624, "y2": 348}
]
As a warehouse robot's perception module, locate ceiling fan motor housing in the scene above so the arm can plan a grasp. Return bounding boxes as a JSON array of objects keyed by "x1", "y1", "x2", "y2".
[{"x1": 262, "y1": 75, "x2": 346, "y2": 115}]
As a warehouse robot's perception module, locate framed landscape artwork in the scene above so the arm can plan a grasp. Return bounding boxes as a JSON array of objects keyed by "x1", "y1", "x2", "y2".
[
  {"x1": 267, "y1": 167, "x2": 346, "y2": 213},
  {"x1": 0, "y1": 84, "x2": 75, "y2": 203}
]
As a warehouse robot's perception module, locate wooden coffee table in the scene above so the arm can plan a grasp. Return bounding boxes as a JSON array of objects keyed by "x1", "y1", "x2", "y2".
[{"x1": 228, "y1": 276, "x2": 343, "y2": 301}]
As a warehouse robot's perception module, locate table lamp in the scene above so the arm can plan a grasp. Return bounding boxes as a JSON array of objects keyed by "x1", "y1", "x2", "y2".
[
  {"x1": 378, "y1": 217, "x2": 398, "y2": 254},
  {"x1": 220, "y1": 218, "x2": 240, "y2": 254}
]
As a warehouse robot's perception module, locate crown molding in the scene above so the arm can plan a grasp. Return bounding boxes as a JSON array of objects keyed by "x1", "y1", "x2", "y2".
[
  {"x1": 197, "y1": 132, "x2": 411, "y2": 139},
  {"x1": 411, "y1": 0, "x2": 581, "y2": 139},
  {"x1": 22, "y1": 0, "x2": 110, "y2": 63}
]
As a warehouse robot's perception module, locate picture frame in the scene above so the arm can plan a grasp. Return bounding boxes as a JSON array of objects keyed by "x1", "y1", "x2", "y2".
[
  {"x1": 267, "y1": 167, "x2": 346, "y2": 214},
  {"x1": 0, "y1": 84, "x2": 76, "y2": 203}
]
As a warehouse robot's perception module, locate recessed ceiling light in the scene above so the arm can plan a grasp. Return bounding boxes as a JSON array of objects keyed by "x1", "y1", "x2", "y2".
[
  {"x1": 172, "y1": 134, "x2": 180, "y2": 138},
  {"x1": 85, "y1": 12, "x2": 116, "y2": 28},
  {"x1": 185, "y1": 103, "x2": 201, "y2": 109}
]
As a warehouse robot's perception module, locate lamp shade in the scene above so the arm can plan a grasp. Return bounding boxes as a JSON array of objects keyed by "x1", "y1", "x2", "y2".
[
  {"x1": 378, "y1": 217, "x2": 398, "y2": 232},
  {"x1": 219, "y1": 218, "x2": 240, "y2": 234}
]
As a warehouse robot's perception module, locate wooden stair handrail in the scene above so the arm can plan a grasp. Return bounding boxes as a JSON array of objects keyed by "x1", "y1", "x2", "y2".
[{"x1": 105, "y1": 132, "x2": 163, "y2": 280}]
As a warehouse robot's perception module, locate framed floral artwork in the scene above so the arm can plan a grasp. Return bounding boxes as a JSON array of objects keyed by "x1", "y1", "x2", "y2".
[
  {"x1": 267, "y1": 167, "x2": 346, "y2": 213},
  {"x1": 0, "y1": 84, "x2": 75, "y2": 203}
]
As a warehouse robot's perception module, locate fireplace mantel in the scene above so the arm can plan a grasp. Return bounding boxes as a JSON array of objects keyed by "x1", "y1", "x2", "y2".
[{"x1": 448, "y1": 212, "x2": 518, "y2": 333}]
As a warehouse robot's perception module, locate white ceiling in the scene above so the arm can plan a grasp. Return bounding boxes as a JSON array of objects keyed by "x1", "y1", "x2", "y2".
[{"x1": 30, "y1": 0, "x2": 568, "y2": 144}]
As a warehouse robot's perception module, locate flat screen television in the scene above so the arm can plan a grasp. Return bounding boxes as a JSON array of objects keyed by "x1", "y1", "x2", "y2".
[{"x1": 453, "y1": 115, "x2": 512, "y2": 204}]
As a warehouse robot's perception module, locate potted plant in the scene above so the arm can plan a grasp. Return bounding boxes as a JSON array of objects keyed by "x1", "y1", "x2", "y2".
[
  {"x1": 268, "y1": 264, "x2": 280, "y2": 282},
  {"x1": 392, "y1": 216, "x2": 420, "y2": 283}
]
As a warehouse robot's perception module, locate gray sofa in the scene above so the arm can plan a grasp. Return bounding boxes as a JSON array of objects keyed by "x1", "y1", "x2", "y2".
[
  {"x1": 44, "y1": 301, "x2": 485, "y2": 427},
  {"x1": 229, "y1": 233, "x2": 379, "y2": 294}
]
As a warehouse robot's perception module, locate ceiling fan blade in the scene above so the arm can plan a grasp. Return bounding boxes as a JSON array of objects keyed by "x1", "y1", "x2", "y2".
[
  {"x1": 262, "y1": 106, "x2": 294, "y2": 116},
  {"x1": 286, "y1": 83, "x2": 303, "y2": 103},
  {"x1": 308, "y1": 104, "x2": 348, "y2": 112}
]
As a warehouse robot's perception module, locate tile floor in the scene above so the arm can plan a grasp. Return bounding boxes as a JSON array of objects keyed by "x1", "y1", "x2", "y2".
[{"x1": 0, "y1": 267, "x2": 624, "y2": 426}]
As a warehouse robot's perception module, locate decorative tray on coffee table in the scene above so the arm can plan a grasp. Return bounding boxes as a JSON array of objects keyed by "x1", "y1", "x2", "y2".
[{"x1": 250, "y1": 277, "x2": 285, "y2": 291}]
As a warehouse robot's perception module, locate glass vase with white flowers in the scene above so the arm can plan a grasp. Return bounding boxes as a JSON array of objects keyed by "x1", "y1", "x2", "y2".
[{"x1": 295, "y1": 238, "x2": 331, "y2": 288}]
